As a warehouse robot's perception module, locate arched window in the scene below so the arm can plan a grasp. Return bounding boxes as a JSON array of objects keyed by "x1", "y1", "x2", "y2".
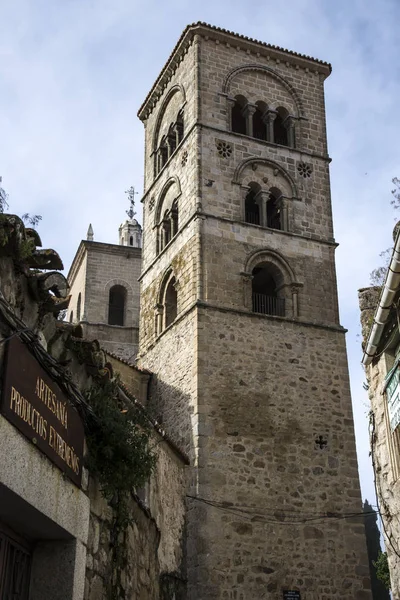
[
  {"x1": 245, "y1": 183, "x2": 261, "y2": 225},
  {"x1": 165, "y1": 277, "x2": 178, "y2": 327},
  {"x1": 154, "y1": 111, "x2": 185, "y2": 175},
  {"x1": 76, "y1": 293, "x2": 81, "y2": 322},
  {"x1": 69, "y1": 311, "x2": 73, "y2": 323},
  {"x1": 267, "y1": 188, "x2": 282, "y2": 230},
  {"x1": 156, "y1": 182, "x2": 180, "y2": 254},
  {"x1": 156, "y1": 271, "x2": 179, "y2": 335},
  {"x1": 231, "y1": 95, "x2": 247, "y2": 135},
  {"x1": 253, "y1": 101, "x2": 268, "y2": 141},
  {"x1": 274, "y1": 107, "x2": 289, "y2": 146},
  {"x1": 108, "y1": 285, "x2": 126, "y2": 326},
  {"x1": 129, "y1": 235, "x2": 133, "y2": 246},
  {"x1": 252, "y1": 264, "x2": 285, "y2": 317}
]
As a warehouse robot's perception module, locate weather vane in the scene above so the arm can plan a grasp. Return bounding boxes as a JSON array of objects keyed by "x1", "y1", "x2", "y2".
[{"x1": 125, "y1": 186, "x2": 138, "y2": 220}]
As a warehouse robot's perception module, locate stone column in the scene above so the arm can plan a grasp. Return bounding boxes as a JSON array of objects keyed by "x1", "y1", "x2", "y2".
[
  {"x1": 290, "y1": 284, "x2": 302, "y2": 318},
  {"x1": 227, "y1": 97, "x2": 236, "y2": 130},
  {"x1": 255, "y1": 190, "x2": 269, "y2": 227},
  {"x1": 173, "y1": 123, "x2": 180, "y2": 147},
  {"x1": 265, "y1": 111, "x2": 277, "y2": 143},
  {"x1": 166, "y1": 139, "x2": 172, "y2": 160},
  {"x1": 240, "y1": 272, "x2": 254, "y2": 310},
  {"x1": 243, "y1": 103, "x2": 257, "y2": 137},
  {"x1": 278, "y1": 197, "x2": 289, "y2": 232},
  {"x1": 285, "y1": 116, "x2": 296, "y2": 148},
  {"x1": 155, "y1": 303, "x2": 164, "y2": 336}
]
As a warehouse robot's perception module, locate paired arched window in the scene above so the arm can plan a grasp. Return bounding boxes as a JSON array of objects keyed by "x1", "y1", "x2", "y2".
[
  {"x1": 155, "y1": 110, "x2": 184, "y2": 175},
  {"x1": 244, "y1": 184, "x2": 283, "y2": 230},
  {"x1": 108, "y1": 285, "x2": 126, "y2": 326},
  {"x1": 251, "y1": 264, "x2": 285, "y2": 317},
  {"x1": 230, "y1": 96, "x2": 294, "y2": 148},
  {"x1": 76, "y1": 293, "x2": 82, "y2": 322},
  {"x1": 157, "y1": 197, "x2": 179, "y2": 254},
  {"x1": 156, "y1": 271, "x2": 178, "y2": 335}
]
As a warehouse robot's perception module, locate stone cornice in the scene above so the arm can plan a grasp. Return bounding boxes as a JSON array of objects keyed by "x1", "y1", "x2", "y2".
[{"x1": 138, "y1": 22, "x2": 332, "y2": 121}]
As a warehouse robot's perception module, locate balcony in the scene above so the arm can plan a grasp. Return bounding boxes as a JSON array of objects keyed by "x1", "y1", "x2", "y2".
[{"x1": 252, "y1": 293, "x2": 285, "y2": 317}]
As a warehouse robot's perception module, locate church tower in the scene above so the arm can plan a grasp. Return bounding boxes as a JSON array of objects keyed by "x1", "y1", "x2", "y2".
[
  {"x1": 66, "y1": 190, "x2": 142, "y2": 360},
  {"x1": 137, "y1": 23, "x2": 370, "y2": 599}
]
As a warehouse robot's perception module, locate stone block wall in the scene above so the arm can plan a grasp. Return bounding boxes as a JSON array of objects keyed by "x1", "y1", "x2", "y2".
[
  {"x1": 67, "y1": 242, "x2": 142, "y2": 329},
  {"x1": 359, "y1": 287, "x2": 400, "y2": 598},
  {"x1": 186, "y1": 305, "x2": 371, "y2": 599},
  {"x1": 137, "y1": 23, "x2": 371, "y2": 600}
]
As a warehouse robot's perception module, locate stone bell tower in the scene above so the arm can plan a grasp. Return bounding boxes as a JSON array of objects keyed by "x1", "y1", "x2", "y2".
[{"x1": 137, "y1": 22, "x2": 371, "y2": 600}]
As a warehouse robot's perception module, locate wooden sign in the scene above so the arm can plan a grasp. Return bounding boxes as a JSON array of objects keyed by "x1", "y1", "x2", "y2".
[{"x1": 1, "y1": 336, "x2": 85, "y2": 487}]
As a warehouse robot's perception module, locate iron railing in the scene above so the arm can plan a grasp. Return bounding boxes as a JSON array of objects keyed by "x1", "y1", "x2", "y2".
[
  {"x1": 245, "y1": 210, "x2": 260, "y2": 225},
  {"x1": 0, "y1": 528, "x2": 31, "y2": 599},
  {"x1": 252, "y1": 293, "x2": 285, "y2": 317}
]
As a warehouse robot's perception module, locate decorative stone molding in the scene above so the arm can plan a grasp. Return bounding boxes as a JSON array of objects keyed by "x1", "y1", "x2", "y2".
[
  {"x1": 222, "y1": 64, "x2": 304, "y2": 117},
  {"x1": 181, "y1": 150, "x2": 188, "y2": 166},
  {"x1": 216, "y1": 140, "x2": 233, "y2": 159},
  {"x1": 297, "y1": 161, "x2": 313, "y2": 178}
]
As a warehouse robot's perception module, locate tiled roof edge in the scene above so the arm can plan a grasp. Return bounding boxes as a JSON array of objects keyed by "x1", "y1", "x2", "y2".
[{"x1": 137, "y1": 21, "x2": 332, "y2": 119}]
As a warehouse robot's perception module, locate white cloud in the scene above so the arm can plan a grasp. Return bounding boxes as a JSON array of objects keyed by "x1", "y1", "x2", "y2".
[{"x1": 2, "y1": 0, "x2": 399, "y2": 502}]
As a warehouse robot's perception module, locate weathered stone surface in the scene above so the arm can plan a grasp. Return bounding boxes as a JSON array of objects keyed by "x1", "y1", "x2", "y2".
[{"x1": 138, "y1": 23, "x2": 372, "y2": 600}]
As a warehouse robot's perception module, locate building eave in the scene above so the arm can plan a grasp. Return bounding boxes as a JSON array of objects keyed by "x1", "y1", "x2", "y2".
[
  {"x1": 137, "y1": 22, "x2": 332, "y2": 121},
  {"x1": 362, "y1": 229, "x2": 400, "y2": 365}
]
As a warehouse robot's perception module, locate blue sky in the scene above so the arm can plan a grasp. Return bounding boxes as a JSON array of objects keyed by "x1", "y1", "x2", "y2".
[{"x1": 2, "y1": 0, "x2": 400, "y2": 504}]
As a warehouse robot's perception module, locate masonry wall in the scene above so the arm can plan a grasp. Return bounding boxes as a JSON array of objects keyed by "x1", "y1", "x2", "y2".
[
  {"x1": 359, "y1": 288, "x2": 400, "y2": 598},
  {"x1": 67, "y1": 242, "x2": 141, "y2": 328},
  {"x1": 68, "y1": 248, "x2": 88, "y2": 322},
  {"x1": 138, "y1": 24, "x2": 370, "y2": 600},
  {"x1": 0, "y1": 222, "x2": 186, "y2": 600},
  {"x1": 188, "y1": 306, "x2": 370, "y2": 599},
  {"x1": 85, "y1": 436, "x2": 186, "y2": 600}
]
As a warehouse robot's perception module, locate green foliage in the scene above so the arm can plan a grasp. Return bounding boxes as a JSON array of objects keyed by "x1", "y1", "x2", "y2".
[
  {"x1": 369, "y1": 178, "x2": 400, "y2": 286},
  {"x1": 85, "y1": 377, "x2": 156, "y2": 499},
  {"x1": 85, "y1": 377, "x2": 156, "y2": 600},
  {"x1": 373, "y1": 552, "x2": 391, "y2": 590},
  {"x1": 21, "y1": 213, "x2": 42, "y2": 228}
]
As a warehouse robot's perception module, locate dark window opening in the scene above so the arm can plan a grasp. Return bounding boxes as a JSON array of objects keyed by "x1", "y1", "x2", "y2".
[
  {"x1": 252, "y1": 266, "x2": 285, "y2": 316},
  {"x1": 245, "y1": 184, "x2": 261, "y2": 225},
  {"x1": 171, "y1": 200, "x2": 179, "y2": 236},
  {"x1": 167, "y1": 126, "x2": 177, "y2": 156},
  {"x1": 129, "y1": 235, "x2": 133, "y2": 246},
  {"x1": 231, "y1": 95, "x2": 247, "y2": 135},
  {"x1": 69, "y1": 311, "x2": 73, "y2": 323},
  {"x1": 176, "y1": 112, "x2": 184, "y2": 143},
  {"x1": 108, "y1": 285, "x2": 126, "y2": 326},
  {"x1": 163, "y1": 212, "x2": 171, "y2": 247},
  {"x1": 165, "y1": 277, "x2": 177, "y2": 327},
  {"x1": 253, "y1": 102, "x2": 267, "y2": 140},
  {"x1": 274, "y1": 109, "x2": 289, "y2": 146},
  {"x1": 76, "y1": 293, "x2": 81, "y2": 322},
  {"x1": 0, "y1": 522, "x2": 31, "y2": 600},
  {"x1": 267, "y1": 190, "x2": 282, "y2": 230},
  {"x1": 160, "y1": 139, "x2": 168, "y2": 168}
]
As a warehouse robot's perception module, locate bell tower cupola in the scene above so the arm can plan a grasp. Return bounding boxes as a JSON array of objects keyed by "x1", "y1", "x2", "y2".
[{"x1": 119, "y1": 186, "x2": 142, "y2": 248}]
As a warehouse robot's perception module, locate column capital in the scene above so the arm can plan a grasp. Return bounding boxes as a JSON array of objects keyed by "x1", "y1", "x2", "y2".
[
  {"x1": 243, "y1": 103, "x2": 257, "y2": 117},
  {"x1": 240, "y1": 271, "x2": 254, "y2": 281}
]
